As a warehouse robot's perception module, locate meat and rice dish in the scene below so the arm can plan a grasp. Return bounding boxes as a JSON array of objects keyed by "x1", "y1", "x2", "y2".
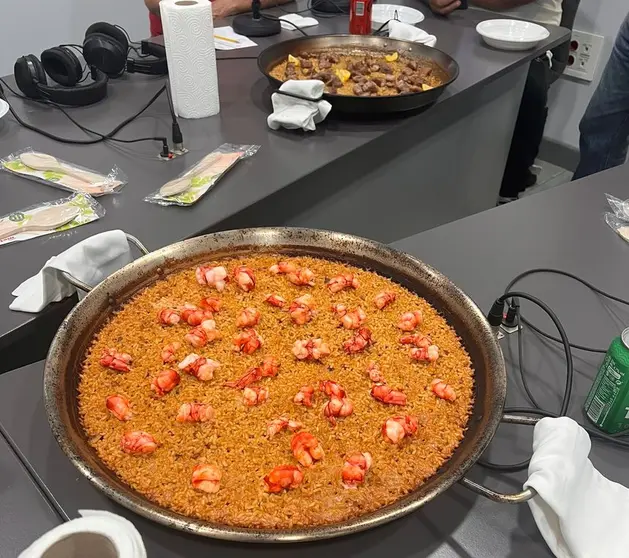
[
  {"x1": 269, "y1": 48, "x2": 447, "y2": 96},
  {"x1": 79, "y1": 255, "x2": 474, "y2": 529}
]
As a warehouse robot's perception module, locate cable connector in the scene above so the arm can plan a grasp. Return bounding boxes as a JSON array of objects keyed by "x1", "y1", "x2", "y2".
[
  {"x1": 172, "y1": 121, "x2": 185, "y2": 154},
  {"x1": 487, "y1": 298, "x2": 505, "y2": 338},
  {"x1": 503, "y1": 298, "x2": 519, "y2": 328}
]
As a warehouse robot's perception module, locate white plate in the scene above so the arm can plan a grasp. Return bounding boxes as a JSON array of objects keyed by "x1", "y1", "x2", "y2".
[
  {"x1": 476, "y1": 19, "x2": 550, "y2": 51},
  {"x1": 0, "y1": 99, "x2": 8, "y2": 120},
  {"x1": 372, "y1": 4, "x2": 424, "y2": 28}
]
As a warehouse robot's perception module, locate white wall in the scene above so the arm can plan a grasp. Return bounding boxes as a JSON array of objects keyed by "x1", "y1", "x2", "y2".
[
  {"x1": 545, "y1": 0, "x2": 627, "y2": 149},
  {"x1": 0, "y1": 0, "x2": 149, "y2": 76}
]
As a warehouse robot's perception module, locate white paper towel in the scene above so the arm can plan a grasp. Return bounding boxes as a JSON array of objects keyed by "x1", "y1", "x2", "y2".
[{"x1": 161, "y1": 0, "x2": 220, "y2": 119}]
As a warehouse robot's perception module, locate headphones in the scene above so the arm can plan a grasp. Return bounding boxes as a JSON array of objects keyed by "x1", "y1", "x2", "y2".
[
  {"x1": 14, "y1": 22, "x2": 167, "y2": 107},
  {"x1": 83, "y1": 22, "x2": 167, "y2": 77},
  {"x1": 14, "y1": 48, "x2": 108, "y2": 107}
]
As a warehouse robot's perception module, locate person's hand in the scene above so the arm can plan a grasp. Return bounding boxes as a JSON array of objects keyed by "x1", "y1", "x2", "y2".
[
  {"x1": 428, "y1": 0, "x2": 461, "y2": 15},
  {"x1": 211, "y1": 0, "x2": 236, "y2": 20}
]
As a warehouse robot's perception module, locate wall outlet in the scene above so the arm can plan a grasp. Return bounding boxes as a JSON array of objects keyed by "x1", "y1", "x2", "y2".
[{"x1": 563, "y1": 30, "x2": 605, "y2": 82}]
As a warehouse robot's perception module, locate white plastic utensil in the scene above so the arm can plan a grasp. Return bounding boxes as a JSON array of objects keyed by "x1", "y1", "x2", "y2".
[
  {"x1": 158, "y1": 153, "x2": 222, "y2": 198},
  {"x1": 19, "y1": 152, "x2": 105, "y2": 193},
  {"x1": 0, "y1": 204, "x2": 80, "y2": 241}
]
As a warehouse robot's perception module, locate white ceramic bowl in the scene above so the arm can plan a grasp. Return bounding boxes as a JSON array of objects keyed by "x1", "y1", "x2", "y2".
[
  {"x1": 372, "y1": 4, "x2": 424, "y2": 29},
  {"x1": 476, "y1": 19, "x2": 550, "y2": 51}
]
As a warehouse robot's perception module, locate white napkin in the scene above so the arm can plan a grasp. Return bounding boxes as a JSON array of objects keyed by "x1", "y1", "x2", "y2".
[
  {"x1": 19, "y1": 510, "x2": 146, "y2": 558},
  {"x1": 388, "y1": 20, "x2": 437, "y2": 47},
  {"x1": 524, "y1": 417, "x2": 629, "y2": 558},
  {"x1": 279, "y1": 13, "x2": 319, "y2": 30},
  {"x1": 10, "y1": 230, "x2": 133, "y2": 313},
  {"x1": 267, "y1": 80, "x2": 332, "y2": 132}
]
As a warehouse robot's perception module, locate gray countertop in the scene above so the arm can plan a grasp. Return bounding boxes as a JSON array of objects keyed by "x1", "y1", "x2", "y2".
[
  {"x1": 0, "y1": 4, "x2": 568, "y2": 357},
  {"x1": 0, "y1": 433, "x2": 60, "y2": 555},
  {"x1": 1, "y1": 164, "x2": 628, "y2": 556}
]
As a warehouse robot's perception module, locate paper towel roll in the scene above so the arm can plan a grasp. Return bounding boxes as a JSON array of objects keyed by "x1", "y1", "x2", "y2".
[{"x1": 161, "y1": 0, "x2": 220, "y2": 119}]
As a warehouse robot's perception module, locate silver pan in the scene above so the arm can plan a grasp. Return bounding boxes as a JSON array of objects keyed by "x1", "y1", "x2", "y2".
[{"x1": 44, "y1": 228, "x2": 535, "y2": 543}]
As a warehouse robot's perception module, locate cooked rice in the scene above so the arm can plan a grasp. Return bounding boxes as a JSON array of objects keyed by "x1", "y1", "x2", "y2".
[{"x1": 79, "y1": 255, "x2": 474, "y2": 529}]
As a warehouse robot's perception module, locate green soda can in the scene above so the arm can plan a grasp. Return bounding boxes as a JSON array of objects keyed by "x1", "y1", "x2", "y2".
[{"x1": 584, "y1": 327, "x2": 629, "y2": 434}]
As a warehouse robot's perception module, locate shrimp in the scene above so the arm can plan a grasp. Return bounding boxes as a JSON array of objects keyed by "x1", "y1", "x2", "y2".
[
  {"x1": 243, "y1": 386, "x2": 269, "y2": 406},
  {"x1": 178, "y1": 354, "x2": 220, "y2": 381},
  {"x1": 323, "y1": 395, "x2": 354, "y2": 426},
  {"x1": 199, "y1": 297, "x2": 221, "y2": 312},
  {"x1": 185, "y1": 319, "x2": 221, "y2": 348},
  {"x1": 233, "y1": 265, "x2": 256, "y2": 292},
  {"x1": 382, "y1": 416, "x2": 418, "y2": 444},
  {"x1": 287, "y1": 267, "x2": 315, "y2": 287},
  {"x1": 338, "y1": 307, "x2": 366, "y2": 330},
  {"x1": 151, "y1": 369, "x2": 181, "y2": 396},
  {"x1": 267, "y1": 416, "x2": 304, "y2": 438},
  {"x1": 224, "y1": 366, "x2": 262, "y2": 389},
  {"x1": 260, "y1": 356, "x2": 280, "y2": 377},
  {"x1": 191, "y1": 464, "x2": 221, "y2": 493},
  {"x1": 291, "y1": 432, "x2": 324, "y2": 467},
  {"x1": 400, "y1": 333, "x2": 432, "y2": 348},
  {"x1": 294, "y1": 385, "x2": 315, "y2": 407},
  {"x1": 232, "y1": 329, "x2": 263, "y2": 354},
  {"x1": 265, "y1": 294, "x2": 287, "y2": 308},
  {"x1": 431, "y1": 378, "x2": 456, "y2": 402},
  {"x1": 331, "y1": 303, "x2": 348, "y2": 317},
  {"x1": 371, "y1": 384, "x2": 407, "y2": 406},
  {"x1": 180, "y1": 306, "x2": 214, "y2": 327},
  {"x1": 236, "y1": 307, "x2": 261, "y2": 328},
  {"x1": 264, "y1": 465, "x2": 304, "y2": 493},
  {"x1": 341, "y1": 452, "x2": 372, "y2": 489},
  {"x1": 343, "y1": 328, "x2": 373, "y2": 354},
  {"x1": 196, "y1": 265, "x2": 228, "y2": 291},
  {"x1": 269, "y1": 261, "x2": 297, "y2": 275},
  {"x1": 161, "y1": 342, "x2": 181, "y2": 364},
  {"x1": 292, "y1": 338, "x2": 331, "y2": 361},
  {"x1": 374, "y1": 291, "x2": 396, "y2": 310},
  {"x1": 157, "y1": 308, "x2": 180, "y2": 326},
  {"x1": 319, "y1": 380, "x2": 346, "y2": 398},
  {"x1": 409, "y1": 345, "x2": 439, "y2": 362},
  {"x1": 327, "y1": 273, "x2": 359, "y2": 293},
  {"x1": 106, "y1": 395, "x2": 132, "y2": 421},
  {"x1": 398, "y1": 310, "x2": 423, "y2": 331},
  {"x1": 366, "y1": 362, "x2": 385, "y2": 383},
  {"x1": 289, "y1": 294, "x2": 316, "y2": 325},
  {"x1": 176, "y1": 402, "x2": 215, "y2": 423},
  {"x1": 121, "y1": 431, "x2": 157, "y2": 454},
  {"x1": 99, "y1": 348, "x2": 132, "y2": 373}
]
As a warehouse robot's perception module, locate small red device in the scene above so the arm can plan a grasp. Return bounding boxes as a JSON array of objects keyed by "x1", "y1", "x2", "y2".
[{"x1": 349, "y1": 0, "x2": 373, "y2": 35}]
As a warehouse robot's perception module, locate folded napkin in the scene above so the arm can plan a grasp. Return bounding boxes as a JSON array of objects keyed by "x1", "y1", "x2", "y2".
[
  {"x1": 19, "y1": 510, "x2": 146, "y2": 558},
  {"x1": 524, "y1": 417, "x2": 629, "y2": 558},
  {"x1": 279, "y1": 13, "x2": 319, "y2": 30},
  {"x1": 267, "y1": 80, "x2": 332, "y2": 132},
  {"x1": 388, "y1": 20, "x2": 437, "y2": 47},
  {"x1": 10, "y1": 230, "x2": 133, "y2": 313}
]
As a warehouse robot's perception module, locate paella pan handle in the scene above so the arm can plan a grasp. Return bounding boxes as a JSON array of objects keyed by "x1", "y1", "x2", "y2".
[
  {"x1": 459, "y1": 413, "x2": 540, "y2": 504},
  {"x1": 60, "y1": 233, "x2": 150, "y2": 293}
]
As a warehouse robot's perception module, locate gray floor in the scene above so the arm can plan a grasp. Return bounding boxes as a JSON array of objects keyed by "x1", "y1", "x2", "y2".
[{"x1": 521, "y1": 159, "x2": 573, "y2": 198}]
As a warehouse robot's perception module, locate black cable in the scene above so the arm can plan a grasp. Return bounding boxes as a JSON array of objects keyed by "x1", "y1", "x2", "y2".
[
  {"x1": 261, "y1": 13, "x2": 310, "y2": 35},
  {"x1": 516, "y1": 308, "x2": 543, "y2": 409},
  {"x1": 506, "y1": 268, "x2": 629, "y2": 353},
  {"x1": 0, "y1": 77, "x2": 169, "y2": 151}
]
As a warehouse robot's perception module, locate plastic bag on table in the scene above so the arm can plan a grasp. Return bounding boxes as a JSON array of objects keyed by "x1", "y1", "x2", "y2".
[
  {"x1": 145, "y1": 143, "x2": 260, "y2": 206},
  {"x1": 1, "y1": 148, "x2": 127, "y2": 196},
  {"x1": 604, "y1": 213, "x2": 629, "y2": 243},
  {"x1": 0, "y1": 193, "x2": 105, "y2": 247},
  {"x1": 605, "y1": 193, "x2": 629, "y2": 221}
]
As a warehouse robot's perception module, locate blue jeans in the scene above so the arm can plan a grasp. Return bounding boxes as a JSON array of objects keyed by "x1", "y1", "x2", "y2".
[{"x1": 574, "y1": 13, "x2": 629, "y2": 180}]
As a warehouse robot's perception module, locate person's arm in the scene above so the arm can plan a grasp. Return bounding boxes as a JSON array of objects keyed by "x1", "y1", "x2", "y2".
[
  {"x1": 212, "y1": 0, "x2": 294, "y2": 19},
  {"x1": 145, "y1": 0, "x2": 160, "y2": 15},
  {"x1": 424, "y1": 0, "x2": 533, "y2": 16}
]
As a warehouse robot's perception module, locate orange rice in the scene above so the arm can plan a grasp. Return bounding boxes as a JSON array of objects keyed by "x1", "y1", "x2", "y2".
[{"x1": 78, "y1": 255, "x2": 474, "y2": 529}]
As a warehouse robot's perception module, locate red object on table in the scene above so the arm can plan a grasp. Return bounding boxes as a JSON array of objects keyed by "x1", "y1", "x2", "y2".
[{"x1": 349, "y1": 0, "x2": 373, "y2": 35}]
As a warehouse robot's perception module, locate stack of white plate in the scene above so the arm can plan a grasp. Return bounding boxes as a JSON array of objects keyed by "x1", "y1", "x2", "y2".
[{"x1": 372, "y1": 4, "x2": 424, "y2": 30}]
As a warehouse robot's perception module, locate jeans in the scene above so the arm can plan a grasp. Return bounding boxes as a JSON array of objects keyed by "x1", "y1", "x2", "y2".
[
  {"x1": 499, "y1": 57, "x2": 552, "y2": 198},
  {"x1": 573, "y1": 13, "x2": 629, "y2": 180}
]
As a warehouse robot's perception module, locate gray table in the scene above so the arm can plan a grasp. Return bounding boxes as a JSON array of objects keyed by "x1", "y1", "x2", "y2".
[
  {"x1": 2, "y1": 163, "x2": 629, "y2": 556},
  {"x1": 0, "y1": 4, "x2": 568, "y2": 369},
  {"x1": 0, "y1": 433, "x2": 61, "y2": 555}
]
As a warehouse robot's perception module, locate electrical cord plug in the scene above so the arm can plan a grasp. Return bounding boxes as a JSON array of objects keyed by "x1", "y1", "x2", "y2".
[{"x1": 503, "y1": 298, "x2": 520, "y2": 328}]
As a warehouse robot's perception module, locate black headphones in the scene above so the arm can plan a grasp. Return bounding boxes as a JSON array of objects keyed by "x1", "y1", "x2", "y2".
[
  {"x1": 14, "y1": 47, "x2": 108, "y2": 107},
  {"x1": 83, "y1": 22, "x2": 167, "y2": 78}
]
